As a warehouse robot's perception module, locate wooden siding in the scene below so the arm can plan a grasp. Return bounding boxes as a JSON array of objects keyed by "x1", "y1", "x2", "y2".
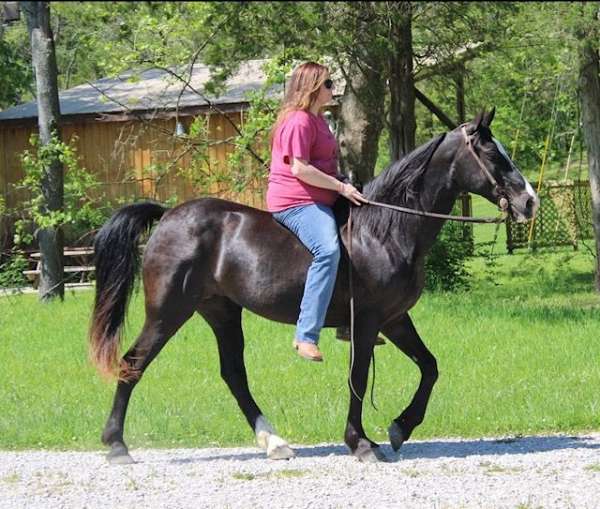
[{"x1": 0, "y1": 111, "x2": 268, "y2": 217}]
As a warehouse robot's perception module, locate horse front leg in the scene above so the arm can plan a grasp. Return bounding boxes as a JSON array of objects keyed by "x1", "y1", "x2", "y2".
[
  {"x1": 344, "y1": 312, "x2": 387, "y2": 463},
  {"x1": 382, "y1": 313, "x2": 439, "y2": 452}
]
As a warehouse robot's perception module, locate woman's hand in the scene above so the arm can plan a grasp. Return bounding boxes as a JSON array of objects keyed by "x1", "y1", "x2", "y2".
[
  {"x1": 291, "y1": 159, "x2": 368, "y2": 205},
  {"x1": 339, "y1": 182, "x2": 369, "y2": 206}
]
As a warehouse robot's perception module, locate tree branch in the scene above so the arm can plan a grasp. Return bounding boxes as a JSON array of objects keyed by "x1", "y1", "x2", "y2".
[
  {"x1": 414, "y1": 40, "x2": 493, "y2": 82},
  {"x1": 414, "y1": 86, "x2": 458, "y2": 129}
]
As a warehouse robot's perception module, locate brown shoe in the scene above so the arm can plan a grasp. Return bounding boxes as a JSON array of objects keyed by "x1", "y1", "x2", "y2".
[
  {"x1": 335, "y1": 326, "x2": 386, "y2": 346},
  {"x1": 293, "y1": 340, "x2": 323, "y2": 362}
]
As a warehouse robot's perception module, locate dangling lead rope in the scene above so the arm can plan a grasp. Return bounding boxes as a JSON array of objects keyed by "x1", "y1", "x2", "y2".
[
  {"x1": 347, "y1": 205, "x2": 360, "y2": 401},
  {"x1": 347, "y1": 206, "x2": 378, "y2": 409}
]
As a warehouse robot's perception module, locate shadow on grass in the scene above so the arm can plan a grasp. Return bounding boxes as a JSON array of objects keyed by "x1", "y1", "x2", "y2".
[
  {"x1": 502, "y1": 303, "x2": 600, "y2": 323},
  {"x1": 470, "y1": 251, "x2": 595, "y2": 298},
  {"x1": 167, "y1": 434, "x2": 600, "y2": 464},
  {"x1": 525, "y1": 272, "x2": 595, "y2": 296}
]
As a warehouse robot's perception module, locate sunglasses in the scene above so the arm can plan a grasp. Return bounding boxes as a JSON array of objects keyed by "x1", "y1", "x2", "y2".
[{"x1": 324, "y1": 79, "x2": 333, "y2": 89}]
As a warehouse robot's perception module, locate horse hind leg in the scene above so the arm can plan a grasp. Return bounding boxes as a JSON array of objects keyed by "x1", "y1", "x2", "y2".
[
  {"x1": 102, "y1": 306, "x2": 195, "y2": 464},
  {"x1": 199, "y1": 298, "x2": 294, "y2": 460}
]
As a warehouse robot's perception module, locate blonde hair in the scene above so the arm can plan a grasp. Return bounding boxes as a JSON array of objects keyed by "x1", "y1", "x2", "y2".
[{"x1": 270, "y1": 61, "x2": 330, "y2": 146}]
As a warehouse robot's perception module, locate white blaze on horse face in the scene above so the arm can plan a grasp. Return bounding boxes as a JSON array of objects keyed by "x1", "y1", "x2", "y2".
[
  {"x1": 493, "y1": 138, "x2": 521, "y2": 178},
  {"x1": 524, "y1": 179, "x2": 540, "y2": 216},
  {"x1": 493, "y1": 138, "x2": 539, "y2": 215}
]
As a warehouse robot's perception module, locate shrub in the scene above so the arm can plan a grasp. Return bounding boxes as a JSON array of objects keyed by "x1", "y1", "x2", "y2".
[
  {"x1": 425, "y1": 218, "x2": 472, "y2": 292},
  {"x1": 0, "y1": 251, "x2": 28, "y2": 289},
  {"x1": 12, "y1": 132, "x2": 110, "y2": 248}
]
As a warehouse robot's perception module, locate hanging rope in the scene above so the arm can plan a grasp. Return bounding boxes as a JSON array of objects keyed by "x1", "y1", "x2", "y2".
[{"x1": 562, "y1": 130, "x2": 577, "y2": 181}]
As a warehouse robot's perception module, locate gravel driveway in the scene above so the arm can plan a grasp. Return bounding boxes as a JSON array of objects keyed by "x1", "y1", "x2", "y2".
[{"x1": 1, "y1": 433, "x2": 599, "y2": 508}]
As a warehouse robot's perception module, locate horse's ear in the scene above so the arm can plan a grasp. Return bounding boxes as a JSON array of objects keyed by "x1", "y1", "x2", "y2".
[
  {"x1": 468, "y1": 110, "x2": 484, "y2": 133},
  {"x1": 482, "y1": 107, "x2": 496, "y2": 127}
]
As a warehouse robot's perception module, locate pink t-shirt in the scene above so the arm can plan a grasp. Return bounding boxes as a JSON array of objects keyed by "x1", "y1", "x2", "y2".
[{"x1": 267, "y1": 110, "x2": 339, "y2": 212}]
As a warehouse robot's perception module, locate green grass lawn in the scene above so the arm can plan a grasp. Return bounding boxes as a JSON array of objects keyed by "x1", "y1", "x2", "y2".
[{"x1": 1, "y1": 232, "x2": 599, "y2": 451}]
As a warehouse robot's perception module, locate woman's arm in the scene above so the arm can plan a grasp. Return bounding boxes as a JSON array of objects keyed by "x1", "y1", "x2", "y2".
[{"x1": 291, "y1": 158, "x2": 368, "y2": 205}]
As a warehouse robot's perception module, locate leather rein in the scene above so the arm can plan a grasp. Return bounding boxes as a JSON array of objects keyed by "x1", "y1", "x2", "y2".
[
  {"x1": 346, "y1": 126, "x2": 509, "y2": 403},
  {"x1": 363, "y1": 126, "x2": 509, "y2": 224}
]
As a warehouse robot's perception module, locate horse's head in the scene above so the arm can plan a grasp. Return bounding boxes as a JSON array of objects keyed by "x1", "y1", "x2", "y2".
[{"x1": 451, "y1": 108, "x2": 539, "y2": 223}]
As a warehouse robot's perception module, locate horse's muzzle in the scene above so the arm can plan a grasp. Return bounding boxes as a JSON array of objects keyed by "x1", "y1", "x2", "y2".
[{"x1": 508, "y1": 188, "x2": 539, "y2": 223}]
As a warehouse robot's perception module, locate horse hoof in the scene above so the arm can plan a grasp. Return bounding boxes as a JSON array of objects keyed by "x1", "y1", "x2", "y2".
[
  {"x1": 388, "y1": 422, "x2": 406, "y2": 452},
  {"x1": 106, "y1": 444, "x2": 135, "y2": 465},
  {"x1": 108, "y1": 453, "x2": 135, "y2": 465},
  {"x1": 267, "y1": 435, "x2": 295, "y2": 460},
  {"x1": 267, "y1": 443, "x2": 295, "y2": 460},
  {"x1": 354, "y1": 440, "x2": 387, "y2": 463}
]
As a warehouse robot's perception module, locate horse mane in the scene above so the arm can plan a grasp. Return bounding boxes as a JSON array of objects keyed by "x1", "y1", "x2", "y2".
[{"x1": 355, "y1": 133, "x2": 447, "y2": 241}]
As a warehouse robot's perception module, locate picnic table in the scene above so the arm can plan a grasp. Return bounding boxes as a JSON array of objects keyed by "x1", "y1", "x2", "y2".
[{"x1": 23, "y1": 247, "x2": 95, "y2": 289}]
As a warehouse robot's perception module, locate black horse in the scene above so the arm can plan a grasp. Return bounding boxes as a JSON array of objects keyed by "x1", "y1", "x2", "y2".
[{"x1": 90, "y1": 109, "x2": 538, "y2": 464}]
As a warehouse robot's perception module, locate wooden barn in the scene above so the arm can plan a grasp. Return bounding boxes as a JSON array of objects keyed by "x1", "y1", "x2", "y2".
[{"x1": 0, "y1": 59, "x2": 341, "y2": 248}]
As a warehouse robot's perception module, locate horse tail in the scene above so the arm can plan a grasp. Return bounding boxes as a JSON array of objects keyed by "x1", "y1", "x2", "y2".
[{"x1": 89, "y1": 202, "x2": 167, "y2": 381}]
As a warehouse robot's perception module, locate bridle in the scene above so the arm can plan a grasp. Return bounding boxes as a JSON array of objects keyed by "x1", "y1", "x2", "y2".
[
  {"x1": 346, "y1": 124, "x2": 509, "y2": 403},
  {"x1": 363, "y1": 125, "x2": 509, "y2": 223},
  {"x1": 460, "y1": 124, "x2": 509, "y2": 214}
]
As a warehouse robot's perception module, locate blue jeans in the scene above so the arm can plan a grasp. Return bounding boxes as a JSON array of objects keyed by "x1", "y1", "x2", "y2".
[{"x1": 273, "y1": 204, "x2": 340, "y2": 345}]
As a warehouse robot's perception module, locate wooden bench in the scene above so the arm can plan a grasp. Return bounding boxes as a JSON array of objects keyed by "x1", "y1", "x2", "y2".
[
  {"x1": 22, "y1": 245, "x2": 146, "y2": 289},
  {"x1": 23, "y1": 247, "x2": 95, "y2": 289}
]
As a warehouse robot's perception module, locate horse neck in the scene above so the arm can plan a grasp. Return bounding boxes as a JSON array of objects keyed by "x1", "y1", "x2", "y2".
[
  {"x1": 356, "y1": 139, "x2": 460, "y2": 259},
  {"x1": 410, "y1": 167, "x2": 459, "y2": 254}
]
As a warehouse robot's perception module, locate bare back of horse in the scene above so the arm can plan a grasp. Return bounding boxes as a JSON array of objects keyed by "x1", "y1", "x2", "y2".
[{"x1": 144, "y1": 198, "x2": 340, "y2": 324}]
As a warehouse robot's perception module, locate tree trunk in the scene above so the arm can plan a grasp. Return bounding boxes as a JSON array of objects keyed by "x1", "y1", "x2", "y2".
[
  {"x1": 579, "y1": 35, "x2": 600, "y2": 291},
  {"x1": 388, "y1": 2, "x2": 415, "y2": 161},
  {"x1": 336, "y1": 60, "x2": 385, "y2": 187},
  {"x1": 333, "y1": 3, "x2": 386, "y2": 342},
  {"x1": 21, "y1": 1, "x2": 64, "y2": 300}
]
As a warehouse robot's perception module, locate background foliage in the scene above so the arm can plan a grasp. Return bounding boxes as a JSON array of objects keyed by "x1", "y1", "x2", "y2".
[
  {"x1": 11, "y1": 133, "x2": 109, "y2": 248},
  {"x1": 1, "y1": 1, "x2": 598, "y2": 290}
]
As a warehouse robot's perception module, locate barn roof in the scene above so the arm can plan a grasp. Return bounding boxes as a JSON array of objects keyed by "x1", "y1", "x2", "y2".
[
  {"x1": 0, "y1": 59, "x2": 339, "y2": 123},
  {"x1": 0, "y1": 40, "x2": 484, "y2": 125}
]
